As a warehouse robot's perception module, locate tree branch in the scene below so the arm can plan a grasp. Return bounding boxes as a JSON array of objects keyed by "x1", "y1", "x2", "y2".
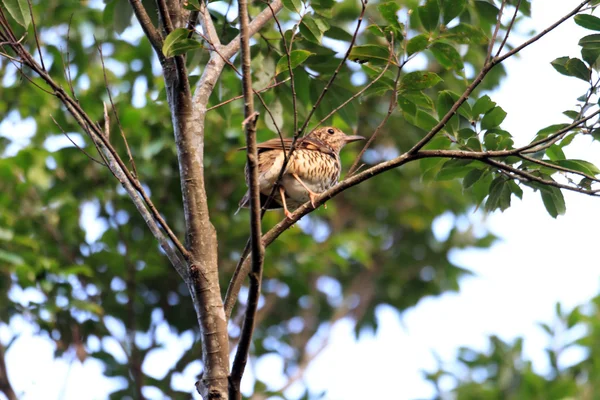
[
  {"x1": 128, "y1": 0, "x2": 165, "y2": 63},
  {"x1": 0, "y1": 341, "x2": 17, "y2": 400},
  {"x1": 156, "y1": 0, "x2": 174, "y2": 34},
  {"x1": 229, "y1": 0, "x2": 265, "y2": 395},
  {"x1": 219, "y1": 0, "x2": 283, "y2": 61},
  {"x1": 198, "y1": 0, "x2": 220, "y2": 47}
]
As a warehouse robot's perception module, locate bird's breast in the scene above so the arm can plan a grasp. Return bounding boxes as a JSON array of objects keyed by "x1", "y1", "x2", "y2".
[{"x1": 282, "y1": 150, "x2": 340, "y2": 202}]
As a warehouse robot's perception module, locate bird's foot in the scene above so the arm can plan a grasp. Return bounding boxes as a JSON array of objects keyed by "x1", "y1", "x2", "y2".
[
  {"x1": 284, "y1": 209, "x2": 294, "y2": 219},
  {"x1": 308, "y1": 192, "x2": 317, "y2": 208}
]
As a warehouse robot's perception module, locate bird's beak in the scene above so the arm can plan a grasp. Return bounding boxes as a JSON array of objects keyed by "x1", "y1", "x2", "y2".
[{"x1": 344, "y1": 135, "x2": 365, "y2": 143}]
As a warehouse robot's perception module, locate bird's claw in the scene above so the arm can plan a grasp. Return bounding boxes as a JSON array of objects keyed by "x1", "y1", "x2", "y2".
[{"x1": 309, "y1": 193, "x2": 317, "y2": 208}]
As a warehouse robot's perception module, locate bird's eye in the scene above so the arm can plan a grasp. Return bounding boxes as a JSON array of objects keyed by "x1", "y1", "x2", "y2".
[{"x1": 327, "y1": 128, "x2": 335, "y2": 135}]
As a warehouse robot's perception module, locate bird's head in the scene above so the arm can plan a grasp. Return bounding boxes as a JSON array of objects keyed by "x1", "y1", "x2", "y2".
[{"x1": 309, "y1": 127, "x2": 364, "y2": 153}]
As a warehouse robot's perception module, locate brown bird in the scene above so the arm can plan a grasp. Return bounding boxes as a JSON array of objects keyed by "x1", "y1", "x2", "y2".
[{"x1": 238, "y1": 127, "x2": 364, "y2": 218}]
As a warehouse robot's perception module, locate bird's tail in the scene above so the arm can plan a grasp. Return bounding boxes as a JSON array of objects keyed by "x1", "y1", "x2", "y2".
[{"x1": 234, "y1": 192, "x2": 249, "y2": 215}]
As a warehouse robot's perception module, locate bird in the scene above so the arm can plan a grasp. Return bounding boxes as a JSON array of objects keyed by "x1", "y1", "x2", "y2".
[{"x1": 237, "y1": 127, "x2": 364, "y2": 218}]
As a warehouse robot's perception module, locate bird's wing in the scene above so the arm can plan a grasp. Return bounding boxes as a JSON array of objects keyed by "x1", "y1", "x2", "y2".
[{"x1": 240, "y1": 137, "x2": 335, "y2": 157}]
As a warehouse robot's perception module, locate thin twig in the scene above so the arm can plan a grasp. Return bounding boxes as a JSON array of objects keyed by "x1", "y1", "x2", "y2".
[
  {"x1": 298, "y1": 0, "x2": 367, "y2": 136},
  {"x1": 60, "y1": 14, "x2": 78, "y2": 101},
  {"x1": 206, "y1": 78, "x2": 290, "y2": 111},
  {"x1": 103, "y1": 102, "x2": 110, "y2": 138},
  {"x1": 265, "y1": 0, "x2": 298, "y2": 135},
  {"x1": 314, "y1": 38, "x2": 395, "y2": 129},
  {"x1": 26, "y1": 0, "x2": 45, "y2": 71},
  {"x1": 496, "y1": 0, "x2": 522, "y2": 57},
  {"x1": 486, "y1": 0, "x2": 506, "y2": 64},
  {"x1": 348, "y1": 61, "x2": 403, "y2": 176},
  {"x1": 98, "y1": 43, "x2": 138, "y2": 177},
  {"x1": 229, "y1": 0, "x2": 265, "y2": 396},
  {"x1": 50, "y1": 115, "x2": 106, "y2": 166}
]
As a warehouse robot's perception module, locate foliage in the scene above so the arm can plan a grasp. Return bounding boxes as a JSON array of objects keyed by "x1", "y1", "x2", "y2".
[
  {"x1": 0, "y1": 0, "x2": 599, "y2": 398},
  {"x1": 425, "y1": 298, "x2": 600, "y2": 399}
]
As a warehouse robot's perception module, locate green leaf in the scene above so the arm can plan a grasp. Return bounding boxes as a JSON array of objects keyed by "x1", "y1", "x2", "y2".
[
  {"x1": 546, "y1": 145, "x2": 566, "y2": 161},
  {"x1": 436, "y1": 159, "x2": 474, "y2": 181},
  {"x1": 575, "y1": 14, "x2": 600, "y2": 31},
  {"x1": 438, "y1": 90, "x2": 472, "y2": 119},
  {"x1": 366, "y1": 24, "x2": 386, "y2": 37},
  {"x1": 481, "y1": 106, "x2": 507, "y2": 130},
  {"x1": 407, "y1": 34, "x2": 430, "y2": 56},
  {"x1": 113, "y1": 0, "x2": 134, "y2": 34},
  {"x1": 419, "y1": 0, "x2": 440, "y2": 32},
  {"x1": 441, "y1": 23, "x2": 488, "y2": 44},
  {"x1": 397, "y1": 95, "x2": 417, "y2": 116},
  {"x1": 430, "y1": 42, "x2": 464, "y2": 70},
  {"x1": 581, "y1": 47, "x2": 600, "y2": 66},
  {"x1": 485, "y1": 177, "x2": 512, "y2": 212},
  {"x1": 442, "y1": 0, "x2": 467, "y2": 23},
  {"x1": 404, "y1": 109, "x2": 439, "y2": 131},
  {"x1": 550, "y1": 56, "x2": 569, "y2": 75},
  {"x1": 472, "y1": 95, "x2": 496, "y2": 116},
  {"x1": 324, "y1": 26, "x2": 354, "y2": 41},
  {"x1": 312, "y1": 0, "x2": 335, "y2": 17},
  {"x1": 402, "y1": 90, "x2": 435, "y2": 109},
  {"x1": 483, "y1": 129, "x2": 513, "y2": 150},
  {"x1": 550, "y1": 159, "x2": 600, "y2": 176},
  {"x1": 183, "y1": 0, "x2": 200, "y2": 10},
  {"x1": 579, "y1": 34, "x2": 600, "y2": 49},
  {"x1": 379, "y1": 2, "x2": 401, "y2": 29},
  {"x1": 282, "y1": 0, "x2": 302, "y2": 13},
  {"x1": 400, "y1": 71, "x2": 442, "y2": 91},
  {"x1": 508, "y1": 180, "x2": 523, "y2": 199},
  {"x1": 264, "y1": 99, "x2": 284, "y2": 133},
  {"x1": 463, "y1": 168, "x2": 485, "y2": 189},
  {"x1": 475, "y1": 1, "x2": 500, "y2": 24},
  {"x1": 470, "y1": 170, "x2": 493, "y2": 205},
  {"x1": 349, "y1": 45, "x2": 392, "y2": 64},
  {"x1": 293, "y1": 68, "x2": 311, "y2": 106},
  {"x1": 0, "y1": 249, "x2": 24, "y2": 265},
  {"x1": 377, "y1": 2, "x2": 403, "y2": 41},
  {"x1": 4, "y1": 0, "x2": 31, "y2": 28},
  {"x1": 552, "y1": 57, "x2": 591, "y2": 81},
  {"x1": 563, "y1": 110, "x2": 580, "y2": 120},
  {"x1": 300, "y1": 16, "x2": 325, "y2": 44},
  {"x1": 436, "y1": 90, "x2": 459, "y2": 132},
  {"x1": 540, "y1": 186, "x2": 566, "y2": 218},
  {"x1": 162, "y1": 28, "x2": 202, "y2": 57},
  {"x1": 275, "y1": 50, "x2": 313, "y2": 75},
  {"x1": 566, "y1": 58, "x2": 591, "y2": 81},
  {"x1": 415, "y1": 110, "x2": 439, "y2": 131},
  {"x1": 535, "y1": 123, "x2": 569, "y2": 140}
]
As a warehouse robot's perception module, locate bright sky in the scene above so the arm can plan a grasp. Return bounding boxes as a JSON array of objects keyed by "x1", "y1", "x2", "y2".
[{"x1": 2, "y1": 1, "x2": 600, "y2": 400}]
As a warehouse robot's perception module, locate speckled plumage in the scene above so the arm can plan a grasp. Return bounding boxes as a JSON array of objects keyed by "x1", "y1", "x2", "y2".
[{"x1": 238, "y1": 127, "x2": 364, "y2": 217}]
